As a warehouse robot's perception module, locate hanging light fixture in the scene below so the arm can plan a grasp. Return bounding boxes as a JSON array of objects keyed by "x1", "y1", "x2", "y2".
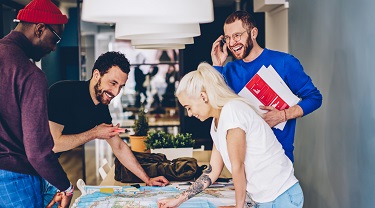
[
  {"x1": 82, "y1": 0, "x2": 214, "y2": 24},
  {"x1": 131, "y1": 37, "x2": 194, "y2": 46},
  {"x1": 115, "y1": 23, "x2": 200, "y2": 40},
  {"x1": 134, "y1": 44, "x2": 186, "y2": 49}
]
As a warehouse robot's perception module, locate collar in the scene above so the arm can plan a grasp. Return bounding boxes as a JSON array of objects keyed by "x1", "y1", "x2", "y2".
[{"x1": 2, "y1": 31, "x2": 35, "y2": 59}]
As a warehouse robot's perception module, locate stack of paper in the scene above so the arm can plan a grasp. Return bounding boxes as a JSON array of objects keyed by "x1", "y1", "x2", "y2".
[{"x1": 238, "y1": 65, "x2": 300, "y2": 130}]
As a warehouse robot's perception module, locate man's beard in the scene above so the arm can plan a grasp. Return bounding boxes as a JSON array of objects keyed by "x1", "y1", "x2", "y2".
[
  {"x1": 30, "y1": 40, "x2": 50, "y2": 62},
  {"x1": 94, "y1": 78, "x2": 113, "y2": 105},
  {"x1": 233, "y1": 36, "x2": 253, "y2": 60}
]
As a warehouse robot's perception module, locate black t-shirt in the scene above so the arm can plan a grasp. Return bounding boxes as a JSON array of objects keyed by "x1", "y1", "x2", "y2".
[{"x1": 48, "y1": 80, "x2": 112, "y2": 135}]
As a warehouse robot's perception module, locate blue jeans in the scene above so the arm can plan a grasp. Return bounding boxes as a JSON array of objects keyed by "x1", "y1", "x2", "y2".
[
  {"x1": 0, "y1": 169, "x2": 43, "y2": 208},
  {"x1": 0, "y1": 169, "x2": 58, "y2": 208},
  {"x1": 254, "y1": 182, "x2": 304, "y2": 208},
  {"x1": 41, "y1": 178, "x2": 58, "y2": 208}
]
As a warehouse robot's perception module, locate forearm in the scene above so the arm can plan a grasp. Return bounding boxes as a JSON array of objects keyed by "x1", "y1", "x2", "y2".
[
  {"x1": 109, "y1": 137, "x2": 151, "y2": 184},
  {"x1": 53, "y1": 130, "x2": 95, "y2": 153},
  {"x1": 24, "y1": 122, "x2": 70, "y2": 190},
  {"x1": 284, "y1": 104, "x2": 304, "y2": 121},
  {"x1": 175, "y1": 163, "x2": 223, "y2": 207},
  {"x1": 179, "y1": 167, "x2": 214, "y2": 204},
  {"x1": 231, "y1": 165, "x2": 247, "y2": 208},
  {"x1": 226, "y1": 128, "x2": 247, "y2": 208},
  {"x1": 24, "y1": 117, "x2": 70, "y2": 190}
]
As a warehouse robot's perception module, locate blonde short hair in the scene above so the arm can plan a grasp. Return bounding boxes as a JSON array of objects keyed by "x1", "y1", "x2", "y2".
[{"x1": 176, "y1": 62, "x2": 251, "y2": 110}]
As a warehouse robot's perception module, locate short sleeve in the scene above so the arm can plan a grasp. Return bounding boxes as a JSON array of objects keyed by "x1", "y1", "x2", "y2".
[
  {"x1": 48, "y1": 82, "x2": 70, "y2": 125},
  {"x1": 103, "y1": 107, "x2": 112, "y2": 124},
  {"x1": 220, "y1": 101, "x2": 257, "y2": 133}
]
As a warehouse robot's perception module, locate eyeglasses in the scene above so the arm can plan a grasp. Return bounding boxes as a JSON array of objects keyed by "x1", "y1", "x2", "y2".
[
  {"x1": 221, "y1": 30, "x2": 247, "y2": 44},
  {"x1": 45, "y1": 24, "x2": 62, "y2": 44}
]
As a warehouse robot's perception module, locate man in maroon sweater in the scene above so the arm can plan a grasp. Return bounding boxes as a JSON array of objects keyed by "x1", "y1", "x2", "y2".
[{"x1": 0, "y1": 0, "x2": 73, "y2": 207}]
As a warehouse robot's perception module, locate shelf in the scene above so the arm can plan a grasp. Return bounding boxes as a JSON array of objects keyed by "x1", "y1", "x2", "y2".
[{"x1": 254, "y1": 0, "x2": 288, "y2": 12}]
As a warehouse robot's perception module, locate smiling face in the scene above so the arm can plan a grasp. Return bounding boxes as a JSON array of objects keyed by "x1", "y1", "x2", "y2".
[
  {"x1": 223, "y1": 20, "x2": 253, "y2": 60},
  {"x1": 177, "y1": 91, "x2": 213, "y2": 122},
  {"x1": 92, "y1": 66, "x2": 128, "y2": 105}
]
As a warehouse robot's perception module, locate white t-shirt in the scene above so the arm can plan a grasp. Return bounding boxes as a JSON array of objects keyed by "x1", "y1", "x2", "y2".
[{"x1": 210, "y1": 100, "x2": 298, "y2": 203}]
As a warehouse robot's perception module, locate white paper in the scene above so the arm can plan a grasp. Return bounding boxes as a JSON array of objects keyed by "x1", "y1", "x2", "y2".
[{"x1": 238, "y1": 65, "x2": 300, "y2": 130}]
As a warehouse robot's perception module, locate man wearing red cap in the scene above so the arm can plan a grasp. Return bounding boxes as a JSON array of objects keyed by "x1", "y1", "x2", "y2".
[{"x1": 0, "y1": 0, "x2": 73, "y2": 207}]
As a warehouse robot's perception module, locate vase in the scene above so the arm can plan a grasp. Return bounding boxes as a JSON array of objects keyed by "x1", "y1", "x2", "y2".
[
  {"x1": 129, "y1": 135, "x2": 147, "y2": 152},
  {"x1": 151, "y1": 147, "x2": 193, "y2": 160}
]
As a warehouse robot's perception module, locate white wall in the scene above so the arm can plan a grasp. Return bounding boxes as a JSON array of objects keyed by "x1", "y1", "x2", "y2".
[
  {"x1": 289, "y1": 0, "x2": 375, "y2": 207},
  {"x1": 265, "y1": 7, "x2": 288, "y2": 52}
]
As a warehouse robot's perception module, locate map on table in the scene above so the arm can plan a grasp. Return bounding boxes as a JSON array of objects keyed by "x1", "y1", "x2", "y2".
[{"x1": 72, "y1": 185, "x2": 235, "y2": 208}]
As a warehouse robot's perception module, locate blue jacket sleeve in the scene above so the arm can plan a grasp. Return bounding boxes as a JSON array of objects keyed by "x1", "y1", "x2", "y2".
[{"x1": 284, "y1": 55, "x2": 322, "y2": 116}]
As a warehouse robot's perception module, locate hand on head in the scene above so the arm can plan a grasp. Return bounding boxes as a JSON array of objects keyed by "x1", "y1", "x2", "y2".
[{"x1": 211, "y1": 35, "x2": 228, "y2": 66}]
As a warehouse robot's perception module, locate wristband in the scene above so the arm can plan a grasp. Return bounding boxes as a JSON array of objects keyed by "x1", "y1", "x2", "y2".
[
  {"x1": 283, "y1": 109, "x2": 287, "y2": 122},
  {"x1": 58, "y1": 182, "x2": 74, "y2": 197}
]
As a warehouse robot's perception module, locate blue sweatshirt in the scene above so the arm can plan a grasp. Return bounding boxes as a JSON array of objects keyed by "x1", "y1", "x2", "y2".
[{"x1": 215, "y1": 48, "x2": 322, "y2": 162}]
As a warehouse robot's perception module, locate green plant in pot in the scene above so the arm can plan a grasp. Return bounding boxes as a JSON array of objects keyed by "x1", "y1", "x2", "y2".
[
  {"x1": 145, "y1": 131, "x2": 195, "y2": 159},
  {"x1": 144, "y1": 130, "x2": 172, "y2": 149},
  {"x1": 173, "y1": 133, "x2": 194, "y2": 148},
  {"x1": 129, "y1": 106, "x2": 149, "y2": 152}
]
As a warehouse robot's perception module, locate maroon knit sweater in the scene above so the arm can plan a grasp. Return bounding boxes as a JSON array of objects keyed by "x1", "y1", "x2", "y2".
[{"x1": 0, "y1": 31, "x2": 70, "y2": 191}]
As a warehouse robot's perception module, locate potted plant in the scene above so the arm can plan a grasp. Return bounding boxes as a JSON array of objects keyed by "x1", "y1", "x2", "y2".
[
  {"x1": 145, "y1": 130, "x2": 195, "y2": 159},
  {"x1": 129, "y1": 106, "x2": 149, "y2": 152},
  {"x1": 173, "y1": 133, "x2": 195, "y2": 148}
]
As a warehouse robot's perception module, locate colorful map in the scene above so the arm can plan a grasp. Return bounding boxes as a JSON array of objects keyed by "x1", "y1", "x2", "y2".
[{"x1": 72, "y1": 185, "x2": 235, "y2": 208}]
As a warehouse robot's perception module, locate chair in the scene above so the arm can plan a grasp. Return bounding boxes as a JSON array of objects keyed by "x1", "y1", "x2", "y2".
[{"x1": 98, "y1": 159, "x2": 111, "y2": 180}]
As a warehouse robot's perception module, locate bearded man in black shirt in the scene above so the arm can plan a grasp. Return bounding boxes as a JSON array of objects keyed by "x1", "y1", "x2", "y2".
[{"x1": 48, "y1": 51, "x2": 169, "y2": 187}]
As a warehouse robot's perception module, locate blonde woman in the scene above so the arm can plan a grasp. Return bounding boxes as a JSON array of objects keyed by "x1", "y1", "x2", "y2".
[{"x1": 157, "y1": 63, "x2": 303, "y2": 208}]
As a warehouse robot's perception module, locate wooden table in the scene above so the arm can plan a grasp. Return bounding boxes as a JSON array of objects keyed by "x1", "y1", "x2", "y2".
[{"x1": 100, "y1": 150, "x2": 232, "y2": 186}]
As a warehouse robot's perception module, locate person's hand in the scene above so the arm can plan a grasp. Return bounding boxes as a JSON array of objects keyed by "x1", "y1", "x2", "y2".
[
  {"x1": 211, "y1": 35, "x2": 228, "y2": 66},
  {"x1": 46, "y1": 192, "x2": 73, "y2": 208},
  {"x1": 218, "y1": 206, "x2": 235, "y2": 208},
  {"x1": 146, "y1": 176, "x2": 169, "y2": 186},
  {"x1": 157, "y1": 197, "x2": 182, "y2": 208},
  {"x1": 259, "y1": 106, "x2": 285, "y2": 127},
  {"x1": 91, "y1": 123, "x2": 120, "y2": 140}
]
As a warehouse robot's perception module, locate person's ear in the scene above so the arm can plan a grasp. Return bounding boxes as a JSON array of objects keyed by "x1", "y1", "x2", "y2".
[
  {"x1": 201, "y1": 92, "x2": 208, "y2": 103},
  {"x1": 251, "y1": 27, "x2": 258, "y2": 40},
  {"x1": 34, "y1": 23, "x2": 45, "y2": 38},
  {"x1": 93, "y1": 69, "x2": 101, "y2": 81}
]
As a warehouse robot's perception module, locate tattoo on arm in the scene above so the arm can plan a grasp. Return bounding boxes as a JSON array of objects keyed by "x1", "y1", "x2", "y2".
[
  {"x1": 203, "y1": 164, "x2": 212, "y2": 174},
  {"x1": 181, "y1": 164, "x2": 213, "y2": 200}
]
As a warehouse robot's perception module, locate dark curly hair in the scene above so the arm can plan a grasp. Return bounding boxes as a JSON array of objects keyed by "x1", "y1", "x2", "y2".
[{"x1": 92, "y1": 51, "x2": 130, "y2": 77}]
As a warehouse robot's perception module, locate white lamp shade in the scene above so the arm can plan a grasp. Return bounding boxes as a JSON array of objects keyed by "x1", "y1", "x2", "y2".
[
  {"x1": 82, "y1": 0, "x2": 214, "y2": 24},
  {"x1": 134, "y1": 44, "x2": 186, "y2": 49},
  {"x1": 131, "y1": 37, "x2": 194, "y2": 46},
  {"x1": 115, "y1": 23, "x2": 200, "y2": 40}
]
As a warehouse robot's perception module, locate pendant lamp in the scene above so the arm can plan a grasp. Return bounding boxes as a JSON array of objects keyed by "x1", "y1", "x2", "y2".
[
  {"x1": 115, "y1": 23, "x2": 200, "y2": 40},
  {"x1": 82, "y1": 0, "x2": 214, "y2": 24},
  {"x1": 131, "y1": 37, "x2": 194, "y2": 46},
  {"x1": 134, "y1": 44, "x2": 186, "y2": 49}
]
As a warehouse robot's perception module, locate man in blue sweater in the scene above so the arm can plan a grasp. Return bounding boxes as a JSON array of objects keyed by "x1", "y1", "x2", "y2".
[{"x1": 211, "y1": 10, "x2": 322, "y2": 162}]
